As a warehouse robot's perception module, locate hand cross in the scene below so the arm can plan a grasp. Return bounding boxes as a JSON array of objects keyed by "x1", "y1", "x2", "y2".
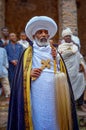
[{"x1": 41, "y1": 59, "x2": 51, "y2": 70}]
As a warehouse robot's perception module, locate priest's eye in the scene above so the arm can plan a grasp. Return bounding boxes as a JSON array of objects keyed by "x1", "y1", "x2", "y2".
[
  {"x1": 44, "y1": 30, "x2": 48, "y2": 34},
  {"x1": 37, "y1": 30, "x2": 42, "y2": 34}
]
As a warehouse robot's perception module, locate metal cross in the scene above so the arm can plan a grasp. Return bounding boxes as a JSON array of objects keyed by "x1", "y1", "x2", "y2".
[
  {"x1": 41, "y1": 59, "x2": 51, "y2": 70},
  {"x1": 31, "y1": 59, "x2": 51, "y2": 81}
]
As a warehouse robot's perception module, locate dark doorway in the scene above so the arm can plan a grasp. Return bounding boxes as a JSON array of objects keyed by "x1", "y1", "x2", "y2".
[{"x1": 5, "y1": 0, "x2": 58, "y2": 41}]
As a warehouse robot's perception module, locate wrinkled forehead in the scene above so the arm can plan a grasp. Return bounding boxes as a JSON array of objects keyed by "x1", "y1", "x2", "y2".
[
  {"x1": 35, "y1": 29, "x2": 49, "y2": 35},
  {"x1": 9, "y1": 33, "x2": 16, "y2": 37}
]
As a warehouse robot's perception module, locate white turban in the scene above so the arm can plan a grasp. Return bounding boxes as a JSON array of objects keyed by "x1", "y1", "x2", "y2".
[
  {"x1": 25, "y1": 16, "x2": 58, "y2": 41},
  {"x1": 72, "y1": 35, "x2": 81, "y2": 49},
  {"x1": 62, "y1": 28, "x2": 73, "y2": 38}
]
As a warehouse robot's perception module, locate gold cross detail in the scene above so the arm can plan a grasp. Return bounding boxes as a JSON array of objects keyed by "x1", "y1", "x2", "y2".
[
  {"x1": 31, "y1": 59, "x2": 51, "y2": 81},
  {"x1": 41, "y1": 59, "x2": 51, "y2": 70}
]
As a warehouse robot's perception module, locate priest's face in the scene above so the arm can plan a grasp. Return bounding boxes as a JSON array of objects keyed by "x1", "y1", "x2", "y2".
[{"x1": 33, "y1": 29, "x2": 50, "y2": 47}]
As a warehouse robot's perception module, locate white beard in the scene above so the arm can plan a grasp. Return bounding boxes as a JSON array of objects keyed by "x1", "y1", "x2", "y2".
[{"x1": 34, "y1": 37, "x2": 49, "y2": 47}]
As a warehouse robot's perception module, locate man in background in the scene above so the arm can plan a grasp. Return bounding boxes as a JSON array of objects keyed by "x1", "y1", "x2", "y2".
[
  {"x1": 0, "y1": 27, "x2": 9, "y2": 47},
  {"x1": 58, "y1": 28, "x2": 86, "y2": 111},
  {"x1": 5, "y1": 33, "x2": 23, "y2": 88},
  {"x1": 18, "y1": 31, "x2": 29, "y2": 50}
]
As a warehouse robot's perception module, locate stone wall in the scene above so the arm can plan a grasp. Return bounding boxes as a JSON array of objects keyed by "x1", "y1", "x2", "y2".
[
  {"x1": 0, "y1": 0, "x2": 5, "y2": 36},
  {"x1": 58, "y1": 0, "x2": 78, "y2": 37},
  {"x1": 77, "y1": 0, "x2": 86, "y2": 59}
]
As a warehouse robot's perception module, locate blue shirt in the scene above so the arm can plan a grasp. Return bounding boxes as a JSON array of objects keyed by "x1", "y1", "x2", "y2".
[
  {"x1": 5, "y1": 41, "x2": 23, "y2": 62},
  {"x1": 5, "y1": 41, "x2": 23, "y2": 87}
]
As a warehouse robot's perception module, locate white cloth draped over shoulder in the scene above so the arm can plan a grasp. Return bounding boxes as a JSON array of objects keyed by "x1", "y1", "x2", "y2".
[
  {"x1": 31, "y1": 42, "x2": 59, "y2": 130},
  {"x1": 58, "y1": 42, "x2": 85, "y2": 100},
  {"x1": 18, "y1": 40, "x2": 29, "y2": 49}
]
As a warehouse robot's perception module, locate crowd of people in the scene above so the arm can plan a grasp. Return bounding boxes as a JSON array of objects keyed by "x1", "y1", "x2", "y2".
[
  {"x1": 0, "y1": 27, "x2": 30, "y2": 99},
  {"x1": 0, "y1": 16, "x2": 86, "y2": 130}
]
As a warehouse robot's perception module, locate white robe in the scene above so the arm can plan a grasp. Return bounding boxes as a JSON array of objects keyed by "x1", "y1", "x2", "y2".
[
  {"x1": 18, "y1": 40, "x2": 29, "y2": 49},
  {"x1": 58, "y1": 42, "x2": 85, "y2": 100},
  {"x1": 31, "y1": 42, "x2": 59, "y2": 130}
]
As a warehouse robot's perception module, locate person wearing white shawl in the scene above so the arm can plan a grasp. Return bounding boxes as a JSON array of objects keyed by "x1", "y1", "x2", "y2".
[
  {"x1": 61, "y1": 27, "x2": 81, "y2": 50},
  {"x1": 25, "y1": 16, "x2": 79, "y2": 130},
  {"x1": 58, "y1": 28, "x2": 86, "y2": 109}
]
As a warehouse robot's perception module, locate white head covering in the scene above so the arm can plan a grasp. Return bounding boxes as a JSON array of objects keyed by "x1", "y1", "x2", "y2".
[
  {"x1": 25, "y1": 16, "x2": 57, "y2": 41},
  {"x1": 72, "y1": 35, "x2": 81, "y2": 49},
  {"x1": 62, "y1": 28, "x2": 73, "y2": 37}
]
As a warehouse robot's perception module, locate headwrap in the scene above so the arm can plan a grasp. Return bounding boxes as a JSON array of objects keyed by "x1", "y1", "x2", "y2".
[
  {"x1": 62, "y1": 28, "x2": 73, "y2": 38},
  {"x1": 25, "y1": 16, "x2": 57, "y2": 41},
  {"x1": 72, "y1": 35, "x2": 81, "y2": 49}
]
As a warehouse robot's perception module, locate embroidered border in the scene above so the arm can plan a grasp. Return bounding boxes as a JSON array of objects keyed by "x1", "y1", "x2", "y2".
[{"x1": 23, "y1": 46, "x2": 33, "y2": 130}]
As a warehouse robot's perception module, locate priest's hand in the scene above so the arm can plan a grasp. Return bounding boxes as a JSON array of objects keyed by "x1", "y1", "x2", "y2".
[{"x1": 30, "y1": 68, "x2": 42, "y2": 79}]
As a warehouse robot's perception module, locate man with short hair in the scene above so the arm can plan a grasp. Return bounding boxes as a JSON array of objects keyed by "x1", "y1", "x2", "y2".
[
  {"x1": 18, "y1": 31, "x2": 29, "y2": 50},
  {"x1": 5, "y1": 33, "x2": 23, "y2": 88},
  {"x1": 0, "y1": 27, "x2": 9, "y2": 47},
  {"x1": 7, "y1": 16, "x2": 79, "y2": 130}
]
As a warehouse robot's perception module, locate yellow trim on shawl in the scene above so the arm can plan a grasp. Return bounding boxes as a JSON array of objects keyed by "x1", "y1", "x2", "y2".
[
  {"x1": 23, "y1": 46, "x2": 33, "y2": 130},
  {"x1": 56, "y1": 55, "x2": 72, "y2": 130},
  {"x1": 23, "y1": 47, "x2": 66, "y2": 130},
  {"x1": 60, "y1": 57, "x2": 66, "y2": 74}
]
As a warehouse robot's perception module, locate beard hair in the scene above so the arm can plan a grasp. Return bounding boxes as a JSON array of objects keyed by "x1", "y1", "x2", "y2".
[{"x1": 35, "y1": 37, "x2": 49, "y2": 47}]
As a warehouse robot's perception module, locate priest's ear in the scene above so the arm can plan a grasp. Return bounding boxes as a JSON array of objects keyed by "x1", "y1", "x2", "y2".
[{"x1": 33, "y1": 35, "x2": 35, "y2": 39}]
